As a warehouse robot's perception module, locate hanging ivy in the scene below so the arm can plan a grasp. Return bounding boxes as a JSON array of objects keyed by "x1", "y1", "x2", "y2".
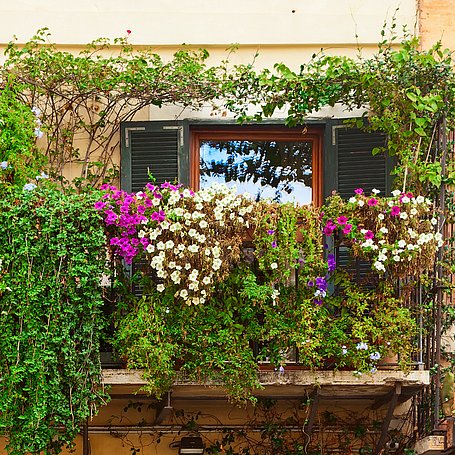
[{"x1": 0, "y1": 186, "x2": 109, "y2": 454}]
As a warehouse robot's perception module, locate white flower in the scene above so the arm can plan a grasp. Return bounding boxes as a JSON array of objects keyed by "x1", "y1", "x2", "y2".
[
  {"x1": 379, "y1": 227, "x2": 388, "y2": 234},
  {"x1": 378, "y1": 213, "x2": 385, "y2": 220},
  {"x1": 393, "y1": 255, "x2": 400, "y2": 262},
  {"x1": 435, "y1": 232, "x2": 443, "y2": 241},
  {"x1": 157, "y1": 284, "x2": 165, "y2": 292},
  {"x1": 202, "y1": 276, "x2": 211, "y2": 285},
  {"x1": 180, "y1": 289, "x2": 188, "y2": 299},
  {"x1": 398, "y1": 240, "x2": 406, "y2": 248},
  {"x1": 188, "y1": 229, "x2": 197, "y2": 237},
  {"x1": 270, "y1": 262, "x2": 278, "y2": 269},
  {"x1": 152, "y1": 198, "x2": 161, "y2": 206},
  {"x1": 349, "y1": 197, "x2": 357, "y2": 203},
  {"x1": 146, "y1": 244, "x2": 155, "y2": 253},
  {"x1": 378, "y1": 240, "x2": 386, "y2": 245},
  {"x1": 391, "y1": 190, "x2": 401, "y2": 197},
  {"x1": 156, "y1": 241, "x2": 165, "y2": 250},
  {"x1": 212, "y1": 258, "x2": 222, "y2": 270},
  {"x1": 372, "y1": 188, "x2": 380, "y2": 194},
  {"x1": 199, "y1": 220, "x2": 208, "y2": 229},
  {"x1": 388, "y1": 200, "x2": 395, "y2": 207},
  {"x1": 184, "y1": 263, "x2": 192, "y2": 270},
  {"x1": 378, "y1": 253, "x2": 387, "y2": 262},
  {"x1": 399, "y1": 212, "x2": 408, "y2": 220},
  {"x1": 170, "y1": 222, "x2": 182, "y2": 232},
  {"x1": 431, "y1": 218, "x2": 438, "y2": 225},
  {"x1": 188, "y1": 244, "x2": 199, "y2": 253},
  {"x1": 358, "y1": 200, "x2": 365, "y2": 207},
  {"x1": 373, "y1": 261, "x2": 385, "y2": 272},
  {"x1": 416, "y1": 196, "x2": 425, "y2": 204},
  {"x1": 401, "y1": 196, "x2": 410, "y2": 203},
  {"x1": 165, "y1": 240, "x2": 174, "y2": 249},
  {"x1": 410, "y1": 208, "x2": 418, "y2": 215}
]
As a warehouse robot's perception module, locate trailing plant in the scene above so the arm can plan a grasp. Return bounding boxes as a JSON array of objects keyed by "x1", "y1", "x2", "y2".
[
  {"x1": 221, "y1": 33, "x2": 455, "y2": 194},
  {"x1": 0, "y1": 185, "x2": 109, "y2": 454},
  {"x1": 322, "y1": 188, "x2": 441, "y2": 278},
  {"x1": 99, "y1": 183, "x2": 431, "y2": 401},
  {"x1": 1, "y1": 29, "x2": 221, "y2": 187}
]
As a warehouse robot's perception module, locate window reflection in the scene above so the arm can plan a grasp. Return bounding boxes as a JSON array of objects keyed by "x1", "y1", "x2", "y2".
[{"x1": 200, "y1": 140, "x2": 313, "y2": 204}]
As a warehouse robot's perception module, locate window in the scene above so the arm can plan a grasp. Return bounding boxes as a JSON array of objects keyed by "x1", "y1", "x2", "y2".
[
  {"x1": 190, "y1": 126, "x2": 323, "y2": 206},
  {"x1": 120, "y1": 120, "x2": 392, "y2": 204}
]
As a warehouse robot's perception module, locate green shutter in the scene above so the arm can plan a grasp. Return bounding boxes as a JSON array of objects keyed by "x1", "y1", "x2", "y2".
[
  {"x1": 121, "y1": 120, "x2": 189, "y2": 192},
  {"x1": 334, "y1": 126, "x2": 391, "y2": 198},
  {"x1": 328, "y1": 125, "x2": 393, "y2": 287}
]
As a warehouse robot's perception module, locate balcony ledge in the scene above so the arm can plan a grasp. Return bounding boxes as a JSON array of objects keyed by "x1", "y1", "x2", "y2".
[{"x1": 103, "y1": 368, "x2": 430, "y2": 400}]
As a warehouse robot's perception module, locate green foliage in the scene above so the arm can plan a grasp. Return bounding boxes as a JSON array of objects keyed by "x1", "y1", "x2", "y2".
[
  {"x1": 0, "y1": 186, "x2": 109, "y2": 454},
  {"x1": 108, "y1": 186, "x2": 423, "y2": 401},
  {"x1": 222, "y1": 35, "x2": 455, "y2": 195},
  {"x1": 0, "y1": 85, "x2": 46, "y2": 186},
  {"x1": 1, "y1": 29, "x2": 221, "y2": 187}
]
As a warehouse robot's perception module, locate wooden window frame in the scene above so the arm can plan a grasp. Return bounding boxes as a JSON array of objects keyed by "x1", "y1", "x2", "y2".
[{"x1": 190, "y1": 126, "x2": 323, "y2": 206}]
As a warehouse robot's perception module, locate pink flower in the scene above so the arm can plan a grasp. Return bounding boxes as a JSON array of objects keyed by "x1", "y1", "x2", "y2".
[
  {"x1": 368, "y1": 198, "x2": 378, "y2": 206},
  {"x1": 343, "y1": 224, "x2": 353, "y2": 234},
  {"x1": 391, "y1": 205, "x2": 401, "y2": 216},
  {"x1": 354, "y1": 188, "x2": 364, "y2": 195},
  {"x1": 323, "y1": 221, "x2": 336, "y2": 236},
  {"x1": 336, "y1": 216, "x2": 348, "y2": 225},
  {"x1": 126, "y1": 29, "x2": 132, "y2": 34},
  {"x1": 364, "y1": 230, "x2": 374, "y2": 240}
]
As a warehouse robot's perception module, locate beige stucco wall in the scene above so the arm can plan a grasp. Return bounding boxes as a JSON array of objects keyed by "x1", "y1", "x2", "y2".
[{"x1": 0, "y1": 1, "x2": 416, "y2": 48}]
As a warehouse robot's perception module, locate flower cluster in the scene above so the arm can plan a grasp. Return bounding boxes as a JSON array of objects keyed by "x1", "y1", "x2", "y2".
[
  {"x1": 323, "y1": 189, "x2": 441, "y2": 277},
  {"x1": 97, "y1": 182, "x2": 255, "y2": 305}
]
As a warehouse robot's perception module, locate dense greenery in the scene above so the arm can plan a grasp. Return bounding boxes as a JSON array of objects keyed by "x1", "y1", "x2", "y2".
[
  {"x1": 0, "y1": 27, "x2": 454, "y2": 453},
  {"x1": 0, "y1": 186, "x2": 108, "y2": 454}
]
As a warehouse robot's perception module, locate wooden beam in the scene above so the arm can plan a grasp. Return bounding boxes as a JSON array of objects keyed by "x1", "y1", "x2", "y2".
[
  {"x1": 304, "y1": 390, "x2": 320, "y2": 441},
  {"x1": 154, "y1": 391, "x2": 173, "y2": 425},
  {"x1": 373, "y1": 382, "x2": 401, "y2": 455}
]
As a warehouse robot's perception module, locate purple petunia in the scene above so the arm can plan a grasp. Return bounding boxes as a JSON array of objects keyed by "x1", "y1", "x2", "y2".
[
  {"x1": 271, "y1": 240, "x2": 277, "y2": 248},
  {"x1": 354, "y1": 188, "x2": 364, "y2": 195},
  {"x1": 391, "y1": 205, "x2": 401, "y2": 217},
  {"x1": 327, "y1": 254, "x2": 336, "y2": 272},
  {"x1": 364, "y1": 230, "x2": 374, "y2": 240},
  {"x1": 267, "y1": 229, "x2": 275, "y2": 235}
]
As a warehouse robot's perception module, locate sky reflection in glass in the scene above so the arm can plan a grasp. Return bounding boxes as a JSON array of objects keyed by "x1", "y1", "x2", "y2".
[{"x1": 200, "y1": 140, "x2": 312, "y2": 204}]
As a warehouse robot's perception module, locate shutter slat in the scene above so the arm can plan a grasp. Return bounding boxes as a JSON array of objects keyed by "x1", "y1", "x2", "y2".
[
  {"x1": 130, "y1": 130, "x2": 179, "y2": 192},
  {"x1": 337, "y1": 128, "x2": 387, "y2": 199}
]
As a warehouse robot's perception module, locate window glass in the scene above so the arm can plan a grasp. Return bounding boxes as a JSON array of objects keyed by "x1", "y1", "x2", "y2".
[{"x1": 200, "y1": 139, "x2": 313, "y2": 204}]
